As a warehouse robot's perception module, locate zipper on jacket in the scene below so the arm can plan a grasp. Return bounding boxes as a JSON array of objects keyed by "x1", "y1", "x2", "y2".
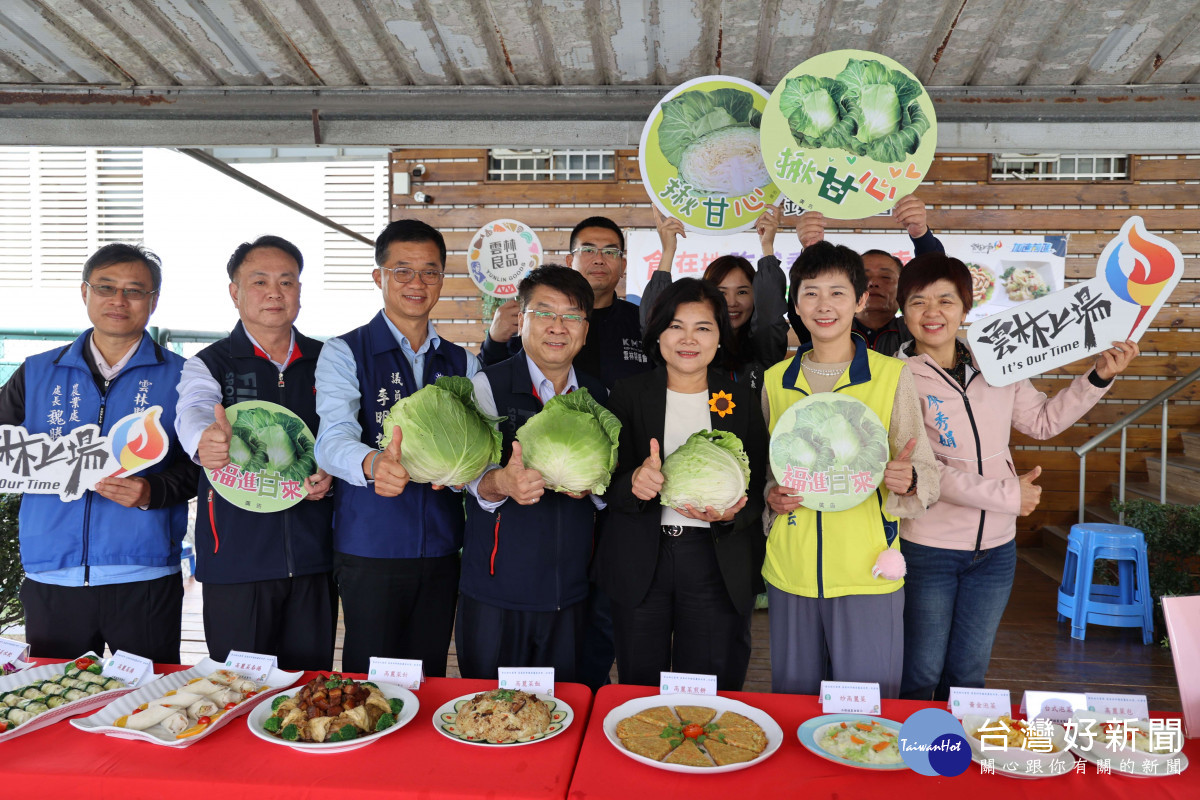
[
  {"x1": 277, "y1": 370, "x2": 285, "y2": 388},
  {"x1": 82, "y1": 379, "x2": 112, "y2": 584},
  {"x1": 207, "y1": 489, "x2": 220, "y2": 554},
  {"x1": 489, "y1": 513, "x2": 501, "y2": 576},
  {"x1": 554, "y1": 499, "x2": 562, "y2": 611},
  {"x1": 816, "y1": 511, "x2": 824, "y2": 599},
  {"x1": 282, "y1": 496, "x2": 295, "y2": 577}
]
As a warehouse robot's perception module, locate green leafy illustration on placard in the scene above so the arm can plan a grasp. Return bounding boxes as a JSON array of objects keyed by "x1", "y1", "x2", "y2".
[
  {"x1": 770, "y1": 395, "x2": 888, "y2": 477},
  {"x1": 657, "y1": 88, "x2": 770, "y2": 197},
  {"x1": 229, "y1": 406, "x2": 317, "y2": 483}
]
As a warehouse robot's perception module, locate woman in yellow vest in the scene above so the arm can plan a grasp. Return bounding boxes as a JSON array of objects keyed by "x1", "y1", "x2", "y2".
[{"x1": 762, "y1": 241, "x2": 939, "y2": 698}]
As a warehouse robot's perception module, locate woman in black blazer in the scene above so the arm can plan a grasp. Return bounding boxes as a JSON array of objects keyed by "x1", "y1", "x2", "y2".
[{"x1": 595, "y1": 278, "x2": 768, "y2": 691}]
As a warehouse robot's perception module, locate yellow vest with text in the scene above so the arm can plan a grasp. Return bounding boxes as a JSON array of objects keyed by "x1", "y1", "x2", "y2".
[{"x1": 762, "y1": 340, "x2": 905, "y2": 599}]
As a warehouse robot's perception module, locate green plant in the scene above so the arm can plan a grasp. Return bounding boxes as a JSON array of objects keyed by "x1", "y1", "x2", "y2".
[
  {"x1": 1110, "y1": 498, "x2": 1200, "y2": 643},
  {"x1": 515, "y1": 388, "x2": 621, "y2": 495},
  {"x1": 0, "y1": 494, "x2": 24, "y2": 632}
]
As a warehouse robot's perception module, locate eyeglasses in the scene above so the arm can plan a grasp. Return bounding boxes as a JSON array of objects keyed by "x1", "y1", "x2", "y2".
[
  {"x1": 84, "y1": 281, "x2": 157, "y2": 301},
  {"x1": 571, "y1": 245, "x2": 625, "y2": 261},
  {"x1": 523, "y1": 310, "x2": 588, "y2": 328},
  {"x1": 381, "y1": 266, "x2": 444, "y2": 285}
]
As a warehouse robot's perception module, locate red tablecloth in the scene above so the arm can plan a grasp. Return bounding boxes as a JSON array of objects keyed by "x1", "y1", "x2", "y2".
[
  {"x1": 567, "y1": 684, "x2": 1200, "y2": 800},
  {"x1": 4, "y1": 666, "x2": 593, "y2": 799}
]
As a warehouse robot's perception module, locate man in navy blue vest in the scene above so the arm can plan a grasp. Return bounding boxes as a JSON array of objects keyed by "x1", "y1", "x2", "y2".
[
  {"x1": 314, "y1": 219, "x2": 480, "y2": 676},
  {"x1": 175, "y1": 236, "x2": 337, "y2": 670},
  {"x1": 0, "y1": 243, "x2": 197, "y2": 662},
  {"x1": 459, "y1": 266, "x2": 607, "y2": 682}
]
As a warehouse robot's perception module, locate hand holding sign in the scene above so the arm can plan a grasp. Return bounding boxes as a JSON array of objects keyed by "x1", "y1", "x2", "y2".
[
  {"x1": 631, "y1": 438, "x2": 665, "y2": 501},
  {"x1": 197, "y1": 403, "x2": 233, "y2": 470},
  {"x1": 757, "y1": 205, "x2": 780, "y2": 254},
  {"x1": 372, "y1": 428, "x2": 410, "y2": 498},
  {"x1": 651, "y1": 205, "x2": 686, "y2": 270},
  {"x1": 893, "y1": 195, "x2": 929, "y2": 239},
  {"x1": 93, "y1": 476, "x2": 151, "y2": 508},
  {"x1": 488, "y1": 299, "x2": 521, "y2": 344},
  {"x1": 1094, "y1": 339, "x2": 1140, "y2": 381},
  {"x1": 767, "y1": 483, "x2": 804, "y2": 514},
  {"x1": 1018, "y1": 466, "x2": 1042, "y2": 516},
  {"x1": 303, "y1": 469, "x2": 332, "y2": 501},
  {"x1": 883, "y1": 438, "x2": 918, "y2": 496},
  {"x1": 796, "y1": 211, "x2": 827, "y2": 248}
]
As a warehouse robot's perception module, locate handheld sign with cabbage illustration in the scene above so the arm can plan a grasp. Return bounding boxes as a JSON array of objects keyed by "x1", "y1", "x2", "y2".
[
  {"x1": 209, "y1": 401, "x2": 315, "y2": 513},
  {"x1": 0, "y1": 406, "x2": 169, "y2": 501},
  {"x1": 769, "y1": 394, "x2": 889, "y2": 512},
  {"x1": 639, "y1": 76, "x2": 780, "y2": 235},
  {"x1": 760, "y1": 50, "x2": 937, "y2": 219}
]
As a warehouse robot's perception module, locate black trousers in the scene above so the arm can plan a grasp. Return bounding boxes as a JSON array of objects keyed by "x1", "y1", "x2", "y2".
[
  {"x1": 610, "y1": 529, "x2": 752, "y2": 692},
  {"x1": 333, "y1": 551, "x2": 459, "y2": 676},
  {"x1": 454, "y1": 593, "x2": 586, "y2": 682},
  {"x1": 20, "y1": 574, "x2": 183, "y2": 664},
  {"x1": 202, "y1": 572, "x2": 338, "y2": 672}
]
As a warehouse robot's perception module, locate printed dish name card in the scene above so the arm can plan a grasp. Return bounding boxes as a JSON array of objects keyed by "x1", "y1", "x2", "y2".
[
  {"x1": 102, "y1": 650, "x2": 153, "y2": 686},
  {"x1": 224, "y1": 650, "x2": 277, "y2": 683},
  {"x1": 1020, "y1": 690, "x2": 1089, "y2": 723},
  {"x1": 947, "y1": 687, "x2": 1011, "y2": 719},
  {"x1": 0, "y1": 637, "x2": 29, "y2": 665},
  {"x1": 820, "y1": 681, "x2": 881, "y2": 715},
  {"x1": 660, "y1": 671, "x2": 718, "y2": 697},
  {"x1": 498, "y1": 667, "x2": 554, "y2": 696},
  {"x1": 369, "y1": 657, "x2": 424, "y2": 691},
  {"x1": 1086, "y1": 692, "x2": 1149, "y2": 720}
]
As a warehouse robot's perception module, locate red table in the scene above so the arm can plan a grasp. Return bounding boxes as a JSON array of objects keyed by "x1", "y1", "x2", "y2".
[
  {"x1": 567, "y1": 684, "x2": 1200, "y2": 800},
  {"x1": 3, "y1": 667, "x2": 593, "y2": 799}
]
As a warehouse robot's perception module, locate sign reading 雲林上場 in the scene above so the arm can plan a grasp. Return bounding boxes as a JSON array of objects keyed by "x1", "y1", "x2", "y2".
[
  {"x1": 760, "y1": 50, "x2": 938, "y2": 220},
  {"x1": 0, "y1": 406, "x2": 170, "y2": 501},
  {"x1": 967, "y1": 217, "x2": 1183, "y2": 387}
]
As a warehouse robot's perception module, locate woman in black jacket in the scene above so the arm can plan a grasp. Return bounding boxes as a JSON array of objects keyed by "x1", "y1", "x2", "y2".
[{"x1": 595, "y1": 278, "x2": 768, "y2": 691}]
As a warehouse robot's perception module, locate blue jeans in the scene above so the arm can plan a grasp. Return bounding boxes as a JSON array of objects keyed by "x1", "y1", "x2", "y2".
[{"x1": 899, "y1": 538, "x2": 1016, "y2": 701}]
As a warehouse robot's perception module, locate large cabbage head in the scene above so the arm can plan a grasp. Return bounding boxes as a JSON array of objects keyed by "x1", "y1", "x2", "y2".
[
  {"x1": 657, "y1": 86, "x2": 762, "y2": 169},
  {"x1": 778, "y1": 74, "x2": 858, "y2": 154},
  {"x1": 678, "y1": 127, "x2": 771, "y2": 197},
  {"x1": 380, "y1": 376, "x2": 503, "y2": 486},
  {"x1": 660, "y1": 429, "x2": 750, "y2": 513},
  {"x1": 835, "y1": 58, "x2": 930, "y2": 163},
  {"x1": 228, "y1": 405, "x2": 316, "y2": 482},
  {"x1": 515, "y1": 388, "x2": 621, "y2": 495}
]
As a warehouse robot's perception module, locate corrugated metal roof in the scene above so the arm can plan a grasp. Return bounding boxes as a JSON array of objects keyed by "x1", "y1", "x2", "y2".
[{"x1": 1, "y1": 0, "x2": 1199, "y2": 148}]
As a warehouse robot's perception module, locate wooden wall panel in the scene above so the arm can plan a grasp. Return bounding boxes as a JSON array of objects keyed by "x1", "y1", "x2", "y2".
[{"x1": 388, "y1": 148, "x2": 1200, "y2": 544}]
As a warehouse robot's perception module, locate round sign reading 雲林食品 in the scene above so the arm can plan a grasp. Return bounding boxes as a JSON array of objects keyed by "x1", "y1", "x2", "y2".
[
  {"x1": 639, "y1": 76, "x2": 780, "y2": 235},
  {"x1": 760, "y1": 50, "x2": 937, "y2": 220},
  {"x1": 467, "y1": 219, "x2": 542, "y2": 299}
]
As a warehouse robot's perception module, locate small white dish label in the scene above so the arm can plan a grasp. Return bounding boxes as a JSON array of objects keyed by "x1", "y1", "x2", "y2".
[
  {"x1": 223, "y1": 650, "x2": 277, "y2": 683},
  {"x1": 820, "y1": 681, "x2": 881, "y2": 715},
  {"x1": 499, "y1": 667, "x2": 555, "y2": 696},
  {"x1": 1020, "y1": 690, "x2": 1088, "y2": 722},
  {"x1": 102, "y1": 650, "x2": 153, "y2": 687},
  {"x1": 947, "y1": 687, "x2": 1011, "y2": 719},
  {"x1": 0, "y1": 637, "x2": 29, "y2": 665},
  {"x1": 1085, "y1": 692, "x2": 1149, "y2": 721},
  {"x1": 369, "y1": 657, "x2": 424, "y2": 690},
  {"x1": 659, "y1": 671, "x2": 718, "y2": 697}
]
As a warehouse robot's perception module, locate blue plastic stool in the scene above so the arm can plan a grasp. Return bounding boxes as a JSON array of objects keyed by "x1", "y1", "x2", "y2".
[
  {"x1": 181, "y1": 542, "x2": 196, "y2": 580},
  {"x1": 1056, "y1": 523, "x2": 1153, "y2": 644}
]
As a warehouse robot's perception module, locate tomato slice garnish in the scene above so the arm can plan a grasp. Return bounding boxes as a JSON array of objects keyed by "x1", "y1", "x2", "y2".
[
  {"x1": 224, "y1": 702, "x2": 237, "y2": 710},
  {"x1": 682, "y1": 723, "x2": 705, "y2": 739},
  {"x1": 197, "y1": 715, "x2": 211, "y2": 726},
  {"x1": 74, "y1": 657, "x2": 94, "y2": 669}
]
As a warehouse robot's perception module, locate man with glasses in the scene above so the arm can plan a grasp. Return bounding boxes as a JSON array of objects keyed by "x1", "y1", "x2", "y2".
[
  {"x1": 314, "y1": 219, "x2": 481, "y2": 675},
  {"x1": 174, "y1": 236, "x2": 336, "y2": 670},
  {"x1": 0, "y1": 243, "x2": 197, "y2": 662},
  {"x1": 457, "y1": 265, "x2": 607, "y2": 680}
]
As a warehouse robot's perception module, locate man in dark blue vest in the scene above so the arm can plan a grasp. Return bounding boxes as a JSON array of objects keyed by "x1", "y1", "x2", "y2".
[
  {"x1": 458, "y1": 266, "x2": 607, "y2": 682},
  {"x1": 314, "y1": 219, "x2": 480, "y2": 675},
  {"x1": 0, "y1": 243, "x2": 196, "y2": 662},
  {"x1": 175, "y1": 236, "x2": 336, "y2": 670}
]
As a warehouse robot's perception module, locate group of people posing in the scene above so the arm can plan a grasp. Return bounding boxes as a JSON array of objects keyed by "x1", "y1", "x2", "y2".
[{"x1": 1, "y1": 197, "x2": 1138, "y2": 702}]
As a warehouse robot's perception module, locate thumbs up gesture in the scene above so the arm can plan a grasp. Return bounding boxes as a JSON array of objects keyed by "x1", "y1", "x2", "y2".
[
  {"x1": 1018, "y1": 465, "x2": 1043, "y2": 516},
  {"x1": 883, "y1": 438, "x2": 918, "y2": 496},
  {"x1": 494, "y1": 441, "x2": 545, "y2": 505},
  {"x1": 631, "y1": 438, "x2": 665, "y2": 502},
  {"x1": 198, "y1": 402, "x2": 233, "y2": 470},
  {"x1": 369, "y1": 428, "x2": 410, "y2": 497}
]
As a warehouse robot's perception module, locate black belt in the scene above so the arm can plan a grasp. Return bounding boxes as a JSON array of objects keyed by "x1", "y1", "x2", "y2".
[{"x1": 661, "y1": 524, "x2": 708, "y2": 537}]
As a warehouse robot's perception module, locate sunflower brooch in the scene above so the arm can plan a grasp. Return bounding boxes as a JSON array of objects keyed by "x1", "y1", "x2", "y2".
[{"x1": 708, "y1": 390, "x2": 736, "y2": 417}]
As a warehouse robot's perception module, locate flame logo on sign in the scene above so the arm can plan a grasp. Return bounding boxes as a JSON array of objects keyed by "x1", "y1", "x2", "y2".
[
  {"x1": 1104, "y1": 217, "x2": 1179, "y2": 337},
  {"x1": 108, "y1": 407, "x2": 167, "y2": 477}
]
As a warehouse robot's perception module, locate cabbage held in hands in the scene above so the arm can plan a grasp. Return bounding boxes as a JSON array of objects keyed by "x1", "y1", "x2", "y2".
[
  {"x1": 380, "y1": 376, "x2": 502, "y2": 487},
  {"x1": 660, "y1": 429, "x2": 750, "y2": 513},
  {"x1": 515, "y1": 388, "x2": 621, "y2": 495}
]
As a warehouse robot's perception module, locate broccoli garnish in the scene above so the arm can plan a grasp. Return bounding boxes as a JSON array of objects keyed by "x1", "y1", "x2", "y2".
[
  {"x1": 263, "y1": 716, "x2": 282, "y2": 733},
  {"x1": 280, "y1": 723, "x2": 300, "y2": 741},
  {"x1": 361, "y1": 682, "x2": 379, "y2": 690},
  {"x1": 271, "y1": 695, "x2": 290, "y2": 711},
  {"x1": 388, "y1": 697, "x2": 404, "y2": 715},
  {"x1": 331, "y1": 725, "x2": 359, "y2": 742},
  {"x1": 376, "y1": 712, "x2": 396, "y2": 732}
]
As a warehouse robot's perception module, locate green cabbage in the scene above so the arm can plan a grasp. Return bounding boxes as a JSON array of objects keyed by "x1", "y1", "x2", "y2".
[
  {"x1": 769, "y1": 394, "x2": 888, "y2": 477},
  {"x1": 658, "y1": 87, "x2": 762, "y2": 170},
  {"x1": 778, "y1": 74, "x2": 857, "y2": 153},
  {"x1": 660, "y1": 429, "x2": 750, "y2": 513},
  {"x1": 677, "y1": 127, "x2": 771, "y2": 197},
  {"x1": 835, "y1": 58, "x2": 929, "y2": 163},
  {"x1": 229, "y1": 406, "x2": 316, "y2": 482},
  {"x1": 380, "y1": 376, "x2": 502, "y2": 486},
  {"x1": 514, "y1": 388, "x2": 621, "y2": 495}
]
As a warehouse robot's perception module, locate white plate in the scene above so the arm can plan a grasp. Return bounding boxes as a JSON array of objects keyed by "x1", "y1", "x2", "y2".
[
  {"x1": 247, "y1": 680, "x2": 418, "y2": 754},
  {"x1": 70, "y1": 658, "x2": 300, "y2": 747},
  {"x1": 603, "y1": 694, "x2": 783, "y2": 773},
  {"x1": 797, "y1": 714, "x2": 908, "y2": 771},
  {"x1": 0, "y1": 652, "x2": 158, "y2": 744},
  {"x1": 434, "y1": 691, "x2": 572, "y2": 746}
]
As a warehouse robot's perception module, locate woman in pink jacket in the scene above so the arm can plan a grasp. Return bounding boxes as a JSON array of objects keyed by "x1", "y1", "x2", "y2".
[{"x1": 895, "y1": 253, "x2": 1139, "y2": 701}]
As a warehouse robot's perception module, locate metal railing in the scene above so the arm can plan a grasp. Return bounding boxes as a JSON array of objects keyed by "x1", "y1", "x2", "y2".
[{"x1": 1075, "y1": 364, "x2": 1200, "y2": 523}]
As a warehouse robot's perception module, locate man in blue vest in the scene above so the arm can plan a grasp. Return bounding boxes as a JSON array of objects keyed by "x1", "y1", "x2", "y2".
[
  {"x1": 0, "y1": 243, "x2": 196, "y2": 662},
  {"x1": 458, "y1": 266, "x2": 607, "y2": 681},
  {"x1": 315, "y1": 219, "x2": 480, "y2": 675},
  {"x1": 175, "y1": 235, "x2": 336, "y2": 670}
]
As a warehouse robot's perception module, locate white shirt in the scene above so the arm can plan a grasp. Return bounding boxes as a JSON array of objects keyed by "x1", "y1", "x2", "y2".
[{"x1": 660, "y1": 388, "x2": 712, "y2": 528}]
